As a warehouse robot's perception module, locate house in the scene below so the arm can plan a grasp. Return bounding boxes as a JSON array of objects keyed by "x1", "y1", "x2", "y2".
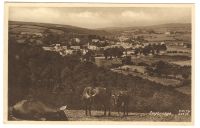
[
  {"x1": 61, "y1": 46, "x2": 67, "y2": 49},
  {"x1": 16, "y1": 39, "x2": 26, "y2": 44},
  {"x1": 165, "y1": 32, "x2": 171, "y2": 35},
  {"x1": 92, "y1": 39, "x2": 99, "y2": 43},
  {"x1": 59, "y1": 49, "x2": 74, "y2": 56},
  {"x1": 43, "y1": 46, "x2": 53, "y2": 51},
  {"x1": 34, "y1": 33, "x2": 43, "y2": 37},
  {"x1": 127, "y1": 51, "x2": 135, "y2": 55},
  {"x1": 74, "y1": 38, "x2": 81, "y2": 43},
  {"x1": 54, "y1": 44, "x2": 61, "y2": 51},
  {"x1": 65, "y1": 49, "x2": 73, "y2": 55},
  {"x1": 82, "y1": 49, "x2": 88, "y2": 55},
  {"x1": 88, "y1": 44, "x2": 98, "y2": 50},
  {"x1": 70, "y1": 46, "x2": 81, "y2": 50},
  {"x1": 99, "y1": 40, "x2": 106, "y2": 43},
  {"x1": 121, "y1": 42, "x2": 133, "y2": 49},
  {"x1": 160, "y1": 42, "x2": 165, "y2": 45}
]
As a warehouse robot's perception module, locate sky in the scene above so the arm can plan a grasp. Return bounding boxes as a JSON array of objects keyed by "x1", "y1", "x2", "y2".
[{"x1": 9, "y1": 7, "x2": 192, "y2": 29}]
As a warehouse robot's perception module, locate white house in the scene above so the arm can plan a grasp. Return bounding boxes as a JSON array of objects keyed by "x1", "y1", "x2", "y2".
[
  {"x1": 61, "y1": 46, "x2": 67, "y2": 49},
  {"x1": 82, "y1": 49, "x2": 89, "y2": 55},
  {"x1": 88, "y1": 45, "x2": 98, "y2": 50},
  {"x1": 70, "y1": 46, "x2": 81, "y2": 50},
  {"x1": 43, "y1": 46, "x2": 52, "y2": 51},
  {"x1": 65, "y1": 49, "x2": 73, "y2": 55},
  {"x1": 165, "y1": 32, "x2": 171, "y2": 35},
  {"x1": 74, "y1": 38, "x2": 81, "y2": 43},
  {"x1": 54, "y1": 44, "x2": 61, "y2": 51},
  {"x1": 92, "y1": 39, "x2": 99, "y2": 43}
]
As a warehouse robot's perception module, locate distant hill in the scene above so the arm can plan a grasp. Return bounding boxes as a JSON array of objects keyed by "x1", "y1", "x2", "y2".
[
  {"x1": 99, "y1": 23, "x2": 191, "y2": 33},
  {"x1": 147, "y1": 23, "x2": 191, "y2": 28},
  {"x1": 9, "y1": 21, "x2": 109, "y2": 36}
]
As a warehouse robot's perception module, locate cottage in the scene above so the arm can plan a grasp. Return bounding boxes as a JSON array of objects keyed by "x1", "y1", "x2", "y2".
[
  {"x1": 43, "y1": 46, "x2": 53, "y2": 51},
  {"x1": 82, "y1": 49, "x2": 89, "y2": 55},
  {"x1": 61, "y1": 46, "x2": 67, "y2": 49},
  {"x1": 16, "y1": 39, "x2": 26, "y2": 44},
  {"x1": 74, "y1": 38, "x2": 81, "y2": 43},
  {"x1": 165, "y1": 32, "x2": 171, "y2": 35},
  {"x1": 54, "y1": 44, "x2": 61, "y2": 51},
  {"x1": 65, "y1": 49, "x2": 74, "y2": 55},
  {"x1": 88, "y1": 45, "x2": 98, "y2": 50},
  {"x1": 92, "y1": 39, "x2": 99, "y2": 43},
  {"x1": 70, "y1": 46, "x2": 81, "y2": 50},
  {"x1": 34, "y1": 33, "x2": 43, "y2": 37}
]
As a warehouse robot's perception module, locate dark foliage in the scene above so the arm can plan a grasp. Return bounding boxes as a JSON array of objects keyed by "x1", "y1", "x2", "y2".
[{"x1": 8, "y1": 40, "x2": 191, "y2": 113}]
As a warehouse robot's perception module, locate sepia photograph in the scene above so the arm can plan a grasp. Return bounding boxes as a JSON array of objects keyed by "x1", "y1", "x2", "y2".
[{"x1": 4, "y1": 3, "x2": 194, "y2": 124}]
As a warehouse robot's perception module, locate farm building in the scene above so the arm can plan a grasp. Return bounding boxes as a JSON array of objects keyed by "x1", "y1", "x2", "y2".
[
  {"x1": 16, "y1": 39, "x2": 26, "y2": 44},
  {"x1": 88, "y1": 44, "x2": 98, "y2": 50},
  {"x1": 42, "y1": 46, "x2": 53, "y2": 51},
  {"x1": 74, "y1": 38, "x2": 81, "y2": 43},
  {"x1": 92, "y1": 39, "x2": 100, "y2": 43},
  {"x1": 54, "y1": 44, "x2": 61, "y2": 51},
  {"x1": 70, "y1": 46, "x2": 81, "y2": 50},
  {"x1": 165, "y1": 31, "x2": 171, "y2": 35}
]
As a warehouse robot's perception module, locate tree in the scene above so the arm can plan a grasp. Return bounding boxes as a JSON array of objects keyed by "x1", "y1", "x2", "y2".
[
  {"x1": 134, "y1": 48, "x2": 139, "y2": 55},
  {"x1": 103, "y1": 49, "x2": 108, "y2": 59},
  {"x1": 83, "y1": 50, "x2": 95, "y2": 62},
  {"x1": 103, "y1": 47, "x2": 124, "y2": 59},
  {"x1": 142, "y1": 45, "x2": 151, "y2": 55},
  {"x1": 160, "y1": 44, "x2": 167, "y2": 51}
]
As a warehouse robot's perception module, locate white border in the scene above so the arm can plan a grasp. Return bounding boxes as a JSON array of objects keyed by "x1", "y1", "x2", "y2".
[{"x1": 1, "y1": 0, "x2": 199, "y2": 128}]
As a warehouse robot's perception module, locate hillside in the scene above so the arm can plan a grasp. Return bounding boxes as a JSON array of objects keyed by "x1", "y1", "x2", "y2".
[{"x1": 9, "y1": 21, "x2": 109, "y2": 36}]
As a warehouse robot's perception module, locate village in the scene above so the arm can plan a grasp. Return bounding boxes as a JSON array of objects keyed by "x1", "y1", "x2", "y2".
[{"x1": 8, "y1": 21, "x2": 192, "y2": 121}]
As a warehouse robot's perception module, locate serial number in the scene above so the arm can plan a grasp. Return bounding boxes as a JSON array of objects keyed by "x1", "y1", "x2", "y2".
[{"x1": 178, "y1": 110, "x2": 191, "y2": 116}]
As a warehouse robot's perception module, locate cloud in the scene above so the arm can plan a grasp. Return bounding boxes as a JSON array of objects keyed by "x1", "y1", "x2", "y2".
[{"x1": 9, "y1": 7, "x2": 191, "y2": 28}]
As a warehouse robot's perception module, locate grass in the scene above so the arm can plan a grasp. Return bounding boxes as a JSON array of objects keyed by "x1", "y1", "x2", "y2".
[
  {"x1": 131, "y1": 54, "x2": 190, "y2": 66},
  {"x1": 170, "y1": 60, "x2": 191, "y2": 66},
  {"x1": 65, "y1": 109, "x2": 191, "y2": 122},
  {"x1": 111, "y1": 68, "x2": 181, "y2": 86},
  {"x1": 145, "y1": 34, "x2": 176, "y2": 42},
  {"x1": 167, "y1": 46, "x2": 191, "y2": 53},
  {"x1": 175, "y1": 86, "x2": 191, "y2": 95}
]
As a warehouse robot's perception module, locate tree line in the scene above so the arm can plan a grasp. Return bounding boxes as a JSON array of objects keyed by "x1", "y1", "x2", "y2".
[{"x1": 134, "y1": 43, "x2": 167, "y2": 55}]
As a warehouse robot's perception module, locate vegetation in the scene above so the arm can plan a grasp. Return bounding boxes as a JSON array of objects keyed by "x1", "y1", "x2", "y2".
[
  {"x1": 9, "y1": 40, "x2": 190, "y2": 113},
  {"x1": 8, "y1": 21, "x2": 192, "y2": 117},
  {"x1": 145, "y1": 60, "x2": 191, "y2": 87},
  {"x1": 103, "y1": 47, "x2": 124, "y2": 59},
  {"x1": 134, "y1": 43, "x2": 167, "y2": 56}
]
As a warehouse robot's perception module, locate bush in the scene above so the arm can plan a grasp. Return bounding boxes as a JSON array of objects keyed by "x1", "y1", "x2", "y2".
[{"x1": 138, "y1": 62, "x2": 149, "y2": 66}]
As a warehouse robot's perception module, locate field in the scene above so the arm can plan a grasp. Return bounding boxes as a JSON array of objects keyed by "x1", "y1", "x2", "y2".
[
  {"x1": 167, "y1": 46, "x2": 191, "y2": 53},
  {"x1": 170, "y1": 60, "x2": 191, "y2": 66},
  {"x1": 175, "y1": 86, "x2": 191, "y2": 95},
  {"x1": 111, "y1": 68, "x2": 181, "y2": 87},
  {"x1": 131, "y1": 54, "x2": 191, "y2": 66},
  {"x1": 65, "y1": 110, "x2": 191, "y2": 122}
]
